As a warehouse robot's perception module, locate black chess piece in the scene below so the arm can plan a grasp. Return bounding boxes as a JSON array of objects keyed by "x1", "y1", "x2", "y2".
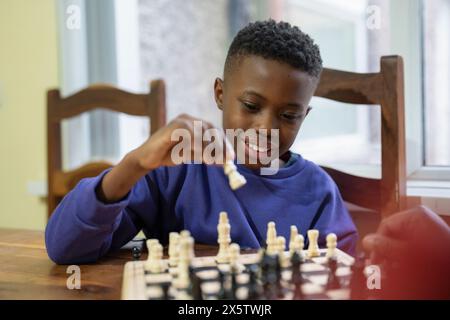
[
  {"x1": 350, "y1": 253, "x2": 368, "y2": 300},
  {"x1": 263, "y1": 254, "x2": 278, "y2": 299},
  {"x1": 131, "y1": 246, "x2": 142, "y2": 260},
  {"x1": 326, "y1": 256, "x2": 341, "y2": 290},
  {"x1": 291, "y1": 251, "x2": 304, "y2": 300},
  {"x1": 275, "y1": 256, "x2": 284, "y2": 298},
  {"x1": 229, "y1": 269, "x2": 238, "y2": 300},
  {"x1": 161, "y1": 283, "x2": 170, "y2": 300},
  {"x1": 246, "y1": 265, "x2": 263, "y2": 300},
  {"x1": 217, "y1": 270, "x2": 228, "y2": 300},
  {"x1": 191, "y1": 274, "x2": 203, "y2": 300}
]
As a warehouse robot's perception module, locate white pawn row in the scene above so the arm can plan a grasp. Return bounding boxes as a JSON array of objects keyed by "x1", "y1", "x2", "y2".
[{"x1": 265, "y1": 221, "x2": 338, "y2": 259}]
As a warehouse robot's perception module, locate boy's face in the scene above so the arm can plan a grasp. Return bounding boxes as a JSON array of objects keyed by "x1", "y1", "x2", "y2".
[{"x1": 214, "y1": 55, "x2": 318, "y2": 170}]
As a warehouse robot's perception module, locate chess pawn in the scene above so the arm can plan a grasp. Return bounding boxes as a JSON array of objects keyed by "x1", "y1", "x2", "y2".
[
  {"x1": 307, "y1": 229, "x2": 320, "y2": 258},
  {"x1": 168, "y1": 232, "x2": 180, "y2": 267},
  {"x1": 146, "y1": 239, "x2": 159, "y2": 253},
  {"x1": 228, "y1": 243, "x2": 245, "y2": 273},
  {"x1": 295, "y1": 234, "x2": 305, "y2": 257},
  {"x1": 326, "y1": 233, "x2": 337, "y2": 258},
  {"x1": 180, "y1": 230, "x2": 191, "y2": 239},
  {"x1": 289, "y1": 226, "x2": 298, "y2": 254},
  {"x1": 147, "y1": 243, "x2": 165, "y2": 273},
  {"x1": 276, "y1": 236, "x2": 288, "y2": 267},
  {"x1": 216, "y1": 212, "x2": 231, "y2": 263},
  {"x1": 266, "y1": 221, "x2": 277, "y2": 255}
]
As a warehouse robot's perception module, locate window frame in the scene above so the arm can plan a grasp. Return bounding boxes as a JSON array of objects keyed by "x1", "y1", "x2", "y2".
[{"x1": 403, "y1": 0, "x2": 450, "y2": 182}]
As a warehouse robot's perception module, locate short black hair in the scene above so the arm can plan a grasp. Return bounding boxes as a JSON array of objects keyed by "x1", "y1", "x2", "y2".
[{"x1": 225, "y1": 19, "x2": 323, "y2": 78}]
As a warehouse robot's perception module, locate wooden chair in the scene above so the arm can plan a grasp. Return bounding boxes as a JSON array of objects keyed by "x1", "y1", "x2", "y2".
[
  {"x1": 314, "y1": 56, "x2": 407, "y2": 233},
  {"x1": 47, "y1": 80, "x2": 166, "y2": 218}
]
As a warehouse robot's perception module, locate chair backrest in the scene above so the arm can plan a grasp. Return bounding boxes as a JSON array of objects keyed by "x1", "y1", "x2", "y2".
[
  {"x1": 314, "y1": 56, "x2": 406, "y2": 219},
  {"x1": 47, "y1": 80, "x2": 166, "y2": 218}
]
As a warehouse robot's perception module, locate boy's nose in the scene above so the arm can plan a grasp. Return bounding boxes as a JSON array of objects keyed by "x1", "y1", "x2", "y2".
[{"x1": 254, "y1": 111, "x2": 279, "y2": 131}]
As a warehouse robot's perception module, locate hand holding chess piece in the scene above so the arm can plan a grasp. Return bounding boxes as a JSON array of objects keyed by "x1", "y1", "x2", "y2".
[
  {"x1": 96, "y1": 114, "x2": 245, "y2": 203},
  {"x1": 363, "y1": 206, "x2": 450, "y2": 299}
]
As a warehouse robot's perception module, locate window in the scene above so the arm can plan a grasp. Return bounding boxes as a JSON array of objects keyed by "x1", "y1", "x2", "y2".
[{"x1": 423, "y1": 0, "x2": 450, "y2": 167}]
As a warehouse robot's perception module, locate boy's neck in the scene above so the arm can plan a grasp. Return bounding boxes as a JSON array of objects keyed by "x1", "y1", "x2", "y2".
[{"x1": 280, "y1": 151, "x2": 291, "y2": 163}]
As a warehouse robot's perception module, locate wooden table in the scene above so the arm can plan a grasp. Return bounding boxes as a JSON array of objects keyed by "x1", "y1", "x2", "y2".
[{"x1": 0, "y1": 228, "x2": 219, "y2": 300}]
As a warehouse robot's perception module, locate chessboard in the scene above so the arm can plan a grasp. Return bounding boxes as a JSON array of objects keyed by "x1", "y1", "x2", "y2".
[{"x1": 121, "y1": 248, "x2": 356, "y2": 300}]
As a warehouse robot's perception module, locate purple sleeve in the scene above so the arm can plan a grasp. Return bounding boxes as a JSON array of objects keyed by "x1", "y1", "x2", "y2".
[
  {"x1": 45, "y1": 169, "x2": 157, "y2": 264},
  {"x1": 313, "y1": 181, "x2": 358, "y2": 256}
]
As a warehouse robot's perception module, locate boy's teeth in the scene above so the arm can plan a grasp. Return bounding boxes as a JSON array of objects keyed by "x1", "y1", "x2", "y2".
[{"x1": 248, "y1": 143, "x2": 268, "y2": 152}]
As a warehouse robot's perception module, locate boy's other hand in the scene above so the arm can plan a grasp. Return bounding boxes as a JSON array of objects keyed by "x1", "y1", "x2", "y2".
[
  {"x1": 363, "y1": 205, "x2": 450, "y2": 263},
  {"x1": 362, "y1": 205, "x2": 450, "y2": 299}
]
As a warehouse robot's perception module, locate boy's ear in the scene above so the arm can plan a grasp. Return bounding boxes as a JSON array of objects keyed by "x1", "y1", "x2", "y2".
[{"x1": 214, "y1": 78, "x2": 224, "y2": 110}]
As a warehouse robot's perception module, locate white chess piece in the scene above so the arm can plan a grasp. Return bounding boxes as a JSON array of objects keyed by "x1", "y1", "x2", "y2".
[
  {"x1": 179, "y1": 230, "x2": 195, "y2": 259},
  {"x1": 223, "y1": 160, "x2": 247, "y2": 190},
  {"x1": 146, "y1": 239, "x2": 159, "y2": 253},
  {"x1": 168, "y1": 232, "x2": 180, "y2": 267},
  {"x1": 180, "y1": 230, "x2": 191, "y2": 239},
  {"x1": 145, "y1": 239, "x2": 159, "y2": 270},
  {"x1": 276, "y1": 236, "x2": 286, "y2": 255},
  {"x1": 228, "y1": 243, "x2": 245, "y2": 273},
  {"x1": 175, "y1": 237, "x2": 192, "y2": 290},
  {"x1": 147, "y1": 243, "x2": 165, "y2": 273},
  {"x1": 216, "y1": 211, "x2": 231, "y2": 263},
  {"x1": 296, "y1": 234, "x2": 305, "y2": 255},
  {"x1": 307, "y1": 229, "x2": 320, "y2": 258},
  {"x1": 187, "y1": 236, "x2": 195, "y2": 260},
  {"x1": 326, "y1": 233, "x2": 337, "y2": 258},
  {"x1": 276, "y1": 236, "x2": 288, "y2": 267},
  {"x1": 266, "y1": 221, "x2": 277, "y2": 255},
  {"x1": 289, "y1": 226, "x2": 298, "y2": 254},
  {"x1": 289, "y1": 234, "x2": 304, "y2": 255}
]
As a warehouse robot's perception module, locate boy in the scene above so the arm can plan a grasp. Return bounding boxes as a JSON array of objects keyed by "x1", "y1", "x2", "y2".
[{"x1": 46, "y1": 20, "x2": 357, "y2": 264}]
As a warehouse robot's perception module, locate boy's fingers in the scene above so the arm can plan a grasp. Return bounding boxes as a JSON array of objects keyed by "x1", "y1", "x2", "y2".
[
  {"x1": 362, "y1": 234, "x2": 408, "y2": 263},
  {"x1": 376, "y1": 206, "x2": 426, "y2": 238}
]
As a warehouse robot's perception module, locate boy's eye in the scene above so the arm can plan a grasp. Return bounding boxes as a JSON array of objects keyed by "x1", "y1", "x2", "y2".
[
  {"x1": 242, "y1": 102, "x2": 260, "y2": 112},
  {"x1": 281, "y1": 113, "x2": 301, "y2": 121}
]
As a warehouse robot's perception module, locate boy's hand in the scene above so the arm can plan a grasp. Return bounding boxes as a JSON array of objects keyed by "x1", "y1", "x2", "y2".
[
  {"x1": 97, "y1": 114, "x2": 235, "y2": 203},
  {"x1": 134, "y1": 113, "x2": 235, "y2": 171}
]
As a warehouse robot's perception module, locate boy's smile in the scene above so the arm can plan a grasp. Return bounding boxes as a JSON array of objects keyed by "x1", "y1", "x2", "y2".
[{"x1": 214, "y1": 55, "x2": 319, "y2": 170}]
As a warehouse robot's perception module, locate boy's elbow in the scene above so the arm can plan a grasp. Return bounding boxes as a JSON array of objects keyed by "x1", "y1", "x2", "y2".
[
  {"x1": 46, "y1": 243, "x2": 98, "y2": 265},
  {"x1": 45, "y1": 224, "x2": 97, "y2": 265},
  {"x1": 45, "y1": 231, "x2": 75, "y2": 265}
]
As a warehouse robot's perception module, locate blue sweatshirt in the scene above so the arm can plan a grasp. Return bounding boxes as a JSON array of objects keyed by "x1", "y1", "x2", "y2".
[{"x1": 45, "y1": 153, "x2": 357, "y2": 264}]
